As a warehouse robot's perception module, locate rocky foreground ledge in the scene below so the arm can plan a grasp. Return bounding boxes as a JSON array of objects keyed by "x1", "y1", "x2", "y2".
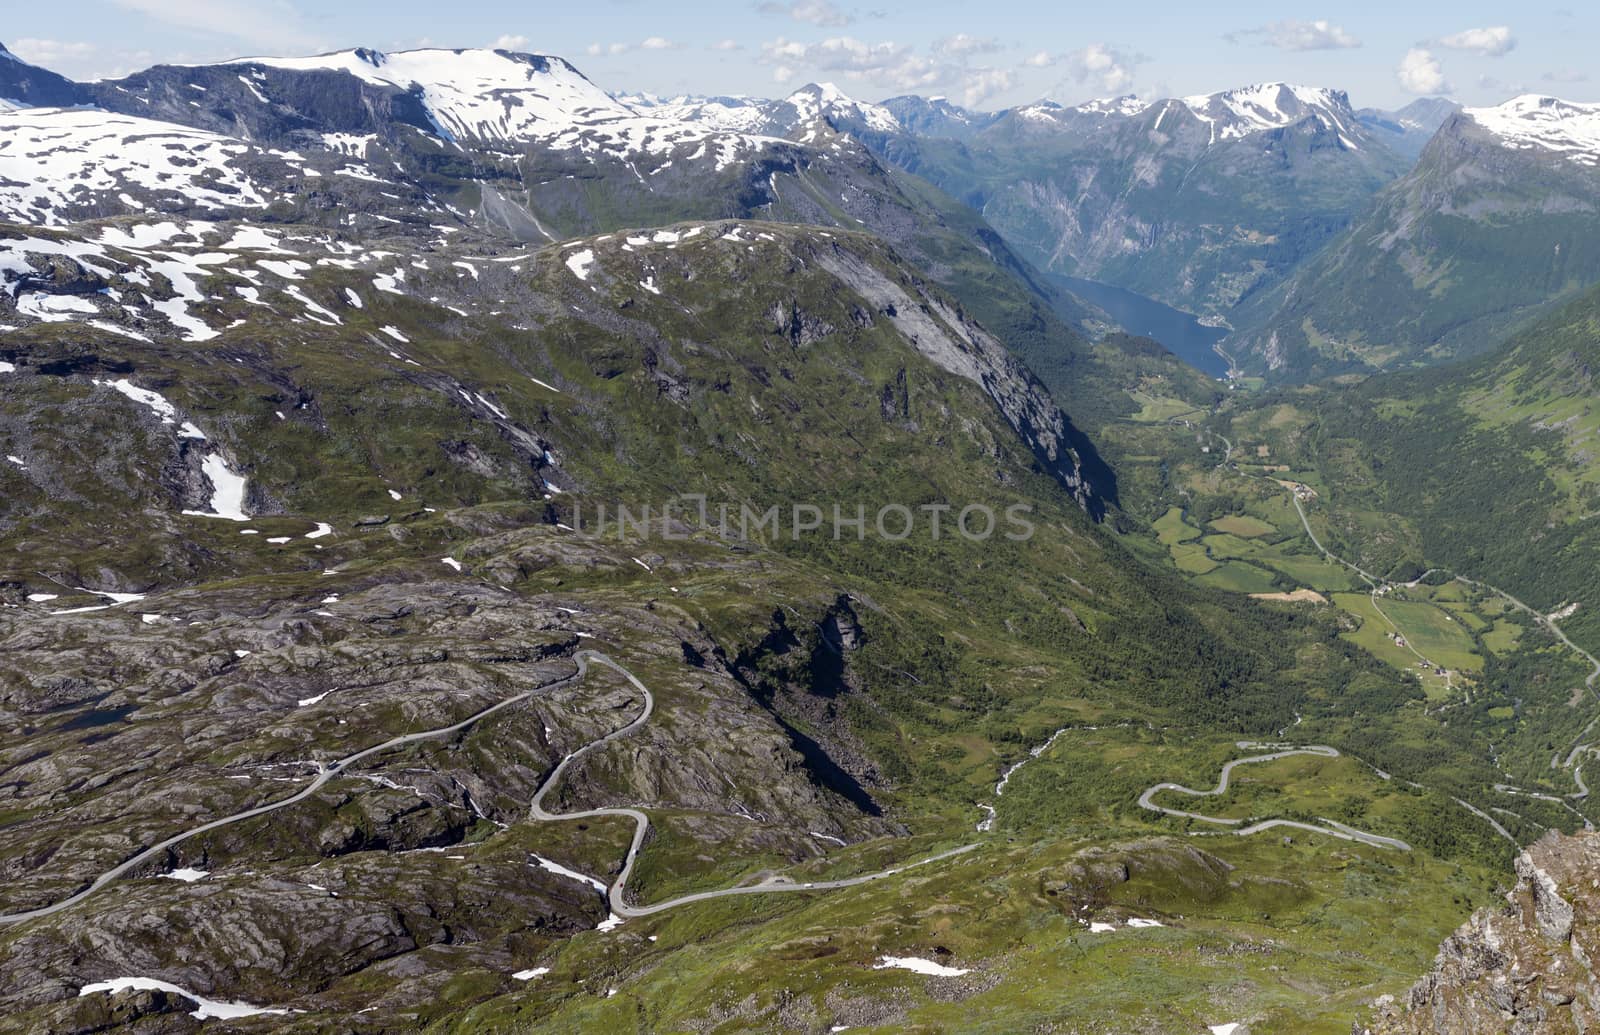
[{"x1": 1369, "y1": 829, "x2": 1600, "y2": 1034}]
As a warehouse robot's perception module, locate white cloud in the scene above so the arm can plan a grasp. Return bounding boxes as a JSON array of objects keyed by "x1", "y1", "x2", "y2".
[
  {"x1": 586, "y1": 38, "x2": 674, "y2": 57},
  {"x1": 1228, "y1": 19, "x2": 1361, "y2": 51},
  {"x1": 934, "y1": 34, "x2": 1001, "y2": 58},
  {"x1": 1063, "y1": 43, "x2": 1138, "y2": 95},
  {"x1": 759, "y1": 36, "x2": 942, "y2": 91},
  {"x1": 1023, "y1": 50, "x2": 1056, "y2": 68},
  {"x1": 9, "y1": 38, "x2": 158, "y2": 80},
  {"x1": 758, "y1": 0, "x2": 854, "y2": 27},
  {"x1": 107, "y1": 0, "x2": 318, "y2": 51},
  {"x1": 1397, "y1": 47, "x2": 1451, "y2": 95},
  {"x1": 1542, "y1": 68, "x2": 1589, "y2": 84},
  {"x1": 9, "y1": 38, "x2": 97, "y2": 65},
  {"x1": 757, "y1": 34, "x2": 1013, "y2": 107},
  {"x1": 958, "y1": 67, "x2": 1015, "y2": 107},
  {"x1": 491, "y1": 35, "x2": 530, "y2": 52},
  {"x1": 711, "y1": 39, "x2": 743, "y2": 51},
  {"x1": 1438, "y1": 26, "x2": 1516, "y2": 57}
]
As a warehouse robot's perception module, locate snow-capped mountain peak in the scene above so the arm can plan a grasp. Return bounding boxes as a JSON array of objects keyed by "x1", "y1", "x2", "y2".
[
  {"x1": 802, "y1": 81, "x2": 852, "y2": 106},
  {"x1": 215, "y1": 47, "x2": 635, "y2": 143},
  {"x1": 1464, "y1": 94, "x2": 1600, "y2": 166},
  {"x1": 1004, "y1": 83, "x2": 1363, "y2": 146},
  {"x1": 1180, "y1": 82, "x2": 1357, "y2": 143},
  {"x1": 627, "y1": 81, "x2": 899, "y2": 140},
  {"x1": 146, "y1": 46, "x2": 784, "y2": 166},
  {"x1": 1072, "y1": 95, "x2": 1151, "y2": 117},
  {"x1": 1016, "y1": 100, "x2": 1065, "y2": 124},
  {"x1": 783, "y1": 82, "x2": 900, "y2": 134},
  {"x1": 921, "y1": 96, "x2": 973, "y2": 122}
]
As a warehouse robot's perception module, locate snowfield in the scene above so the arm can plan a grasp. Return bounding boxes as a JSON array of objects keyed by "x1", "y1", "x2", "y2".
[
  {"x1": 872, "y1": 956, "x2": 971, "y2": 977},
  {"x1": 78, "y1": 977, "x2": 289, "y2": 1021},
  {"x1": 182, "y1": 454, "x2": 251, "y2": 522},
  {"x1": 211, "y1": 48, "x2": 784, "y2": 167},
  {"x1": 0, "y1": 108, "x2": 279, "y2": 224},
  {"x1": 565, "y1": 248, "x2": 596, "y2": 281},
  {"x1": 1466, "y1": 95, "x2": 1600, "y2": 165}
]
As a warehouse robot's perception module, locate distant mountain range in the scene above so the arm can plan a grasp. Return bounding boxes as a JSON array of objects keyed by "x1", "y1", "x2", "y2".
[
  {"x1": 2, "y1": 46, "x2": 1109, "y2": 354},
  {"x1": 627, "y1": 81, "x2": 900, "y2": 140},
  {"x1": 4, "y1": 37, "x2": 1597, "y2": 389},
  {"x1": 644, "y1": 80, "x2": 1435, "y2": 332},
  {"x1": 881, "y1": 83, "x2": 1414, "y2": 323},
  {"x1": 1224, "y1": 94, "x2": 1600, "y2": 377},
  {"x1": 630, "y1": 77, "x2": 1600, "y2": 383},
  {"x1": 1355, "y1": 97, "x2": 1461, "y2": 159}
]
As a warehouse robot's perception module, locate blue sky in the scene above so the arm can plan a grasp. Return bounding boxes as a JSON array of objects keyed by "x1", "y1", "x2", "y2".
[{"x1": 7, "y1": 0, "x2": 1594, "y2": 110}]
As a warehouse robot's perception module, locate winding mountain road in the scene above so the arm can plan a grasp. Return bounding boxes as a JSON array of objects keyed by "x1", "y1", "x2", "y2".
[
  {"x1": 1138, "y1": 742, "x2": 1412, "y2": 851},
  {"x1": 0, "y1": 664, "x2": 585, "y2": 926},
  {"x1": 531, "y1": 652, "x2": 977, "y2": 919},
  {"x1": 0, "y1": 650, "x2": 977, "y2": 928}
]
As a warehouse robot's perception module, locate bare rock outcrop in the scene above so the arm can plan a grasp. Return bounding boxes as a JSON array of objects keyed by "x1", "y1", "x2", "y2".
[{"x1": 1371, "y1": 830, "x2": 1600, "y2": 1034}]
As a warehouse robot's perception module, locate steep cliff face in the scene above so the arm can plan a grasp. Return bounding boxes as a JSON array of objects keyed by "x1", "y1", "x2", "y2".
[
  {"x1": 1371, "y1": 830, "x2": 1600, "y2": 1034},
  {"x1": 812, "y1": 241, "x2": 1098, "y2": 513}
]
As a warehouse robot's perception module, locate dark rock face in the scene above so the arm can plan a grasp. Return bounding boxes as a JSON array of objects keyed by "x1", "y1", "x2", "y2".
[
  {"x1": 821, "y1": 596, "x2": 864, "y2": 654},
  {"x1": 769, "y1": 299, "x2": 837, "y2": 348},
  {"x1": 86, "y1": 63, "x2": 438, "y2": 145},
  {"x1": 16, "y1": 254, "x2": 107, "y2": 296},
  {"x1": 48, "y1": 984, "x2": 201, "y2": 1034},
  {"x1": 1371, "y1": 830, "x2": 1600, "y2": 1034},
  {"x1": 725, "y1": 600, "x2": 890, "y2": 819},
  {"x1": 0, "y1": 43, "x2": 86, "y2": 107}
]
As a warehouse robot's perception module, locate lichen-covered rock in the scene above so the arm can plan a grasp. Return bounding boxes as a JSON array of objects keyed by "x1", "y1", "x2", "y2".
[{"x1": 1370, "y1": 830, "x2": 1600, "y2": 1034}]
